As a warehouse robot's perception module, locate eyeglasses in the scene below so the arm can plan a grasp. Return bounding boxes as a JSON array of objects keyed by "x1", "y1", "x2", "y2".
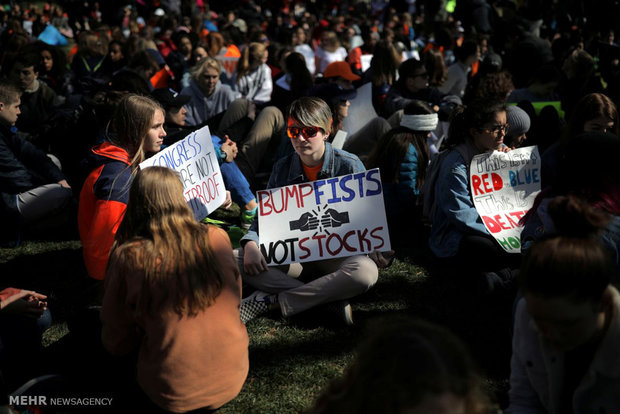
[
  {"x1": 287, "y1": 126, "x2": 323, "y2": 139},
  {"x1": 412, "y1": 72, "x2": 429, "y2": 79},
  {"x1": 480, "y1": 124, "x2": 510, "y2": 135}
]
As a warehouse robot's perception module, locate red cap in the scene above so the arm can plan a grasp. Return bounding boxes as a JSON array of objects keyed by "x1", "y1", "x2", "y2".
[{"x1": 323, "y1": 61, "x2": 360, "y2": 81}]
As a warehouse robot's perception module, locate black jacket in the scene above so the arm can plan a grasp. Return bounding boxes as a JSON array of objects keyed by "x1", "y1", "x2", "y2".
[{"x1": 0, "y1": 124, "x2": 65, "y2": 218}]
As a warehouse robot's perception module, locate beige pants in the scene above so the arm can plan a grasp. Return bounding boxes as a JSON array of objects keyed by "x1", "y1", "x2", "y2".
[
  {"x1": 234, "y1": 248, "x2": 378, "y2": 317},
  {"x1": 17, "y1": 183, "x2": 72, "y2": 224}
]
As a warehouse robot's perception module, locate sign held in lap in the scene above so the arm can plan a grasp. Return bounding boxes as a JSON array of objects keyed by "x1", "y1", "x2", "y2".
[
  {"x1": 470, "y1": 146, "x2": 541, "y2": 253},
  {"x1": 140, "y1": 126, "x2": 226, "y2": 221},
  {"x1": 258, "y1": 168, "x2": 391, "y2": 265}
]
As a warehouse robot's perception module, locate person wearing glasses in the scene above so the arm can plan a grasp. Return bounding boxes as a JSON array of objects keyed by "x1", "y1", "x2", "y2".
[
  {"x1": 237, "y1": 97, "x2": 391, "y2": 325},
  {"x1": 385, "y1": 58, "x2": 446, "y2": 116},
  {"x1": 428, "y1": 100, "x2": 519, "y2": 295}
]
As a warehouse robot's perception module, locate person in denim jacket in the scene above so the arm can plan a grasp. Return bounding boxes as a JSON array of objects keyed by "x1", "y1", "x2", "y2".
[
  {"x1": 429, "y1": 100, "x2": 519, "y2": 293},
  {"x1": 237, "y1": 97, "x2": 392, "y2": 325}
]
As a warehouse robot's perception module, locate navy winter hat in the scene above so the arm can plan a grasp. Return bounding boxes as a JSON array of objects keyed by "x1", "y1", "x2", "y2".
[{"x1": 506, "y1": 106, "x2": 531, "y2": 136}]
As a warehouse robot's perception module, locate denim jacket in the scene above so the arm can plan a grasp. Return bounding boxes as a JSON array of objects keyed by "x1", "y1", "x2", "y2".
[
  {"x1": 428, "y1": 142, "x2": 489, "y2": 258},
  {"x1": 241, "y1": 142, "x2": 365, "y2": 246}
]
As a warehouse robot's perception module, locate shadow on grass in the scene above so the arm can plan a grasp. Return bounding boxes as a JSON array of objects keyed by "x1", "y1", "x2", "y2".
[{"x1": 1, "y1": 240, "x2": 513, "y2": 412}]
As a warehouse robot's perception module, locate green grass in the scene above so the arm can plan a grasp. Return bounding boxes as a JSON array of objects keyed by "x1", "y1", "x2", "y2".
[{"x1": 1, "y1": 239, "x2": 512, "y2": 413}]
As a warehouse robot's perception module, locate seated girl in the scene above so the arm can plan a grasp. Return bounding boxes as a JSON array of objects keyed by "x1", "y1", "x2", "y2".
[
  {"x1": 102, "y1": 166, "x2": 248, "y2": 412},
  {"x1": 79, "y1": 94, "x2": 166, "y2": 280},
  {"x1": 428, "y1": 100, "x2": 518, "y2": 293},
  {"x1": 366, "y1": 101, "x2": 436, "y2": 248}
]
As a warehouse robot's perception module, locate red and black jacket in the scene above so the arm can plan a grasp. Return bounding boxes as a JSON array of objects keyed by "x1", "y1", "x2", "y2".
[{"x1": 78, "y1": 142, "x2": 133, "y2": 280}]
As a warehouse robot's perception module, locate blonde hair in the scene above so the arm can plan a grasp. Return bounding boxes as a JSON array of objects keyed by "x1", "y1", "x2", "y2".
[
  {"x1": 287, "y1": 97, "x2": 333, "y2": 135},
  {"x1": 110, "y1": 94, "x2": 164, "y2": 169},
  {"x1": 320, "y1": 31, "x2": 341, "y2": 52},
  {"x1": 111, "y1": 167, "x2": 223, "y2": 316},
  {"x1": 190, "y1": 56, "x2": 221, "y2": 81},
  {"x1": 236, "y1": 42, "x2": 266, "y2": 81}
]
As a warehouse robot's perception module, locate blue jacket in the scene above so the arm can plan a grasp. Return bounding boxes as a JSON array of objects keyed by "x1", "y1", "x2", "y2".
[
  {"x1": 428, "y1": 144, "x2": 489, "y2": 258},
  {"x1": 241, "y1": 142, "x2": 365, "y2": 246},
  {"x1": 383, "y1": 142, "x2": 419, "y2": 217}
]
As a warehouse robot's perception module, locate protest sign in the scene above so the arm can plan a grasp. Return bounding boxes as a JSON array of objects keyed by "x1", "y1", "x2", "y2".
[
  {"x1": 342, "y1": 83, "x2": 377, "y2": 137},
  {"x1": 216, "y1": 56, "x2": 240, "y2": 79},
  {"x1": 331, "y1": 130, "x2": 348, "y2": 150},
  {"x1": 257, "y1": 168, "x2": 391, "y2": 265},
  {"x1": 470, "y1": 146, "x2": 541, "y2": 253},
  {"x1": 140, "y1": 126, "x2": 226, "y2": 221},
  {"x1": 361, "y1": 54, "x2": 372, "y2": 72},
  {"x1": 402, "y1": 50, "x2": 420, "y2": 61}
]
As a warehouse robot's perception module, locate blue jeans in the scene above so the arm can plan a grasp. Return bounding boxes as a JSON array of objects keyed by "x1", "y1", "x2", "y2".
[{"x1": 220, "y1": 161, "x2": 255, "y2": 206}]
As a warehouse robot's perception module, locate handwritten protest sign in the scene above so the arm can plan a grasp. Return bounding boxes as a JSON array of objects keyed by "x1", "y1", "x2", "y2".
[
  {"x1": 257, "y1": 168, "x2": 391, "y2": 265},
  {"x1": 140, "y1": 126, "x2": 226, "y2": 221},
  {"x1": 342, "y1": 83, "x2": 377, "y2": 137},
  {"x1": 470, "y1": 146, "x2": 541, "y2": 253}
]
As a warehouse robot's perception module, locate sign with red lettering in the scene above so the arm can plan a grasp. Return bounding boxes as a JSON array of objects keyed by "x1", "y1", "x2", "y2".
[
  {"x1": 470, "y1": 146, "x2": 541, "y2": 253},
  {"x1": 140, "y1": 126, "x2": 226, "y2": 220},
  {"x1": 257, "y1": 169, "x2": 391, "y2": 265}
]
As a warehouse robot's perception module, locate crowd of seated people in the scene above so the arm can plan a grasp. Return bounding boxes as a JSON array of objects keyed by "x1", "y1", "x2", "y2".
[{"x1": 2, "y1": 1, "x2": 620, "y2": 412}]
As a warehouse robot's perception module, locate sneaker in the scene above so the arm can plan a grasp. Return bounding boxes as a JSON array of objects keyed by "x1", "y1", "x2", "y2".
[
  {"x1": 324, "y1": 300, "x2": 354, "y2": 326},
  {"x1": 240, "y1": 290, "x2": 277, "y2": 324},
  {"x1": 240, "y1": 206, "x2": 258, "y2": 230}
]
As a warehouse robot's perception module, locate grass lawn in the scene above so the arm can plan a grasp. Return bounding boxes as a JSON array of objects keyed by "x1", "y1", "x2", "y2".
[{"x1": 0, "y1": 236, "x2": 513, "y2": 413}]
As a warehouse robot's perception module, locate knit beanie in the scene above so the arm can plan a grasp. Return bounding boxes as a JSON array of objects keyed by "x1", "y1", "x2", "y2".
[{"x1": 506, "y1": 106, "x2": 531, "y2": 136}]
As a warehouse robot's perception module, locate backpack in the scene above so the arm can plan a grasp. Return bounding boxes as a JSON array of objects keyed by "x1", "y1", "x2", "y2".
[{"x1": 420, "y1": 145, "x2": 469, "y2": 224}]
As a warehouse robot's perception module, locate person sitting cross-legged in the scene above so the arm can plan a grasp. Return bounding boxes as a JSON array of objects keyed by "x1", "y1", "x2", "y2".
[{"x1": 237, "y1": 97, "x2": 392, "y2": 326}]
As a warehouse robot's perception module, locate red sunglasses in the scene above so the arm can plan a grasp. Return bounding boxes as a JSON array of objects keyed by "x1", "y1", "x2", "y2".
[{"x1": 287, "y1": 126, "x2": 323, "y2": 139}]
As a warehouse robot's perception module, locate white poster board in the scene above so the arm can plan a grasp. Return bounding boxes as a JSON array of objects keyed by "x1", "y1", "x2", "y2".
[
  {"x1": 342, "y1": 83, "x2": 377, "y2": 137},
  {"x1": 402, "y1": 50, "x2": 420, "y2": 61},
  {"x1": 331, "y1": 130, "x2": 348, "y2": 150},
  {"x1": 470, "y1": 146, "x2": 541, "y2": 253},
  {"x1": 257, "y1": 168, "x2": 391, "y2": 265},
  {"x1": 361, "y1": 54, "x2": 373, "y2": 73},
  {"x1": 140, "y1": 126, "x2": 226, "y2": 221}
]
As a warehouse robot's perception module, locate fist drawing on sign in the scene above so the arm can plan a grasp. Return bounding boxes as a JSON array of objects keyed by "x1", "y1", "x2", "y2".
[
  {"x1": 289, "y1": 212, "x2": 320, "y2": 231},
  {"x1": 320, "y1": 209, "x2": 350, "y2": 228}
]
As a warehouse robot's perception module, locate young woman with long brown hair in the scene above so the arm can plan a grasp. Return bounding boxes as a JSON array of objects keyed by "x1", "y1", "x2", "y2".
[
  {"x1": 79, "y1": 94, "x2": 166, "y2": 280},
  {"x1": 102, "y1": 166, "x2": 248, "y2": 412}
]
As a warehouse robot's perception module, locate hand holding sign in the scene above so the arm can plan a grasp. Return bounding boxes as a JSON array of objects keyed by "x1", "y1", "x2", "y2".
[{"x1": 222, "y1": 135, "x2": 238, "y2": 162}]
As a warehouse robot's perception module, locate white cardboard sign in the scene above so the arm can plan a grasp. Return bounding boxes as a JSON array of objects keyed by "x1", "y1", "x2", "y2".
[
  {"x1": 140, "y1": 126, "x2": 226, "y2": 221},
  {"x1": 257, "y1": 168, "x2": 391, "y2": 265},
  {"x1": 342, "y1": 82, "x2": 377, "y2": 137},
  {"x1": 470, "y1": 146, "x2": 541, "y2": 253}
]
